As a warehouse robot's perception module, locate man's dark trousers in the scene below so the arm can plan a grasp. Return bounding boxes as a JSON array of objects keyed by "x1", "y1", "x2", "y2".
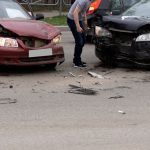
[{"x1": 67, "y1": 17, "x2": 86, "y2": 64}]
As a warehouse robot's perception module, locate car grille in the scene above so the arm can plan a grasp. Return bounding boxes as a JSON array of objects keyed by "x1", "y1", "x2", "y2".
[
  {"x1": 20, "y1": 37, "x2": 49, "y2": 48},
  {"x1": 20, "y1": 56, "x2": 55, "y2": 62}
]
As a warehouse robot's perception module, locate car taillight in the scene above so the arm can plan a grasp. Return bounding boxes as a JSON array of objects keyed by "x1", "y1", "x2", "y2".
[{"x1": 87, "y1": 0, "x2": 102, "y2": 15}]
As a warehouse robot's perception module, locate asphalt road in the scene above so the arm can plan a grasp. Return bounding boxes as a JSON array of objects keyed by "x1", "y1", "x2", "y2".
[{"x1": 0, "y1": 31, "x2": 150, "y2": 150}]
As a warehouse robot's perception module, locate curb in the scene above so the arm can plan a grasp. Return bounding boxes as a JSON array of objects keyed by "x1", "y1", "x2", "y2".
[{"x1": 56, "y1": 26, "x2": 70, "y2": 31}]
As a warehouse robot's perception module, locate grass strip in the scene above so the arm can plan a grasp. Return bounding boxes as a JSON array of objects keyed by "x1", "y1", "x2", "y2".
[{"x1": 43, "y1": 15, "x2": 67, "y2": 26}]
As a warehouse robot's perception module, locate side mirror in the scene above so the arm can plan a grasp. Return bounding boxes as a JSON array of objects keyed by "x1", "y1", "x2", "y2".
[
  {"x1": 111, "y1": 10, "x2": 121, "y2": 15},
  {"x1": 35, "y1": 13, "x2": 44, "y2": 20}
]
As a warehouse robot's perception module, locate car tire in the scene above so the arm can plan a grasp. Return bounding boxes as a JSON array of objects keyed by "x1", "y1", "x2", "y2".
[{"x1": 95, "y1": 47, "x2": 116, "y2": 67}]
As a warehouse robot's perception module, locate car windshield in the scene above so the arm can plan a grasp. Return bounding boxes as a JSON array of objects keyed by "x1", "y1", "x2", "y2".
[
  {"x1": 122, "y1": 0, "x2": 150, "y2": 18},
  {"x1": 0, "y1": 0, "x2": 32, "y2": 19},
  {"x1": 122, "y1": 0, "x2": 140, "y2": 9}
]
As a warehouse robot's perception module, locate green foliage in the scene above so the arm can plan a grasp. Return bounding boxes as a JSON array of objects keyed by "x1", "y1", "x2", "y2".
[{"x1": 43, "y1": 15, "x2": 67, "y2": 26}]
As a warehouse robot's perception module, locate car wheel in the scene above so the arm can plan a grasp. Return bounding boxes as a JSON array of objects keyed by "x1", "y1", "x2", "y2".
[
  {"x1": 100, "y1": 55, "x2": 115, "y2": 67},
  {"x1": 95, "y1": 47, "x2": 115, "y2": 67}
]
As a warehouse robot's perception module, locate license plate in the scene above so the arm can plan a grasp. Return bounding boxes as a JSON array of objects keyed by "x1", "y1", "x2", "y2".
[{"x1": 29, "y1": 48, "x2": 52, "y2": 58}]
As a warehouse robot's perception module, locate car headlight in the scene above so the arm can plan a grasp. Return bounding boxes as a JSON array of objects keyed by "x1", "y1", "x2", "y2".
[
  {"x1": 136, "y1": 33, "x2": 150, "y2": 42},
  {"x1": 0, "y1": 37, "x2": 18, "y2": 47},
  {"x1": 95, "y1": 26, "x2": 112, "y2": 38},
  {"x1": 52, "y1": 35, "x2": 61, "y2": 44}
]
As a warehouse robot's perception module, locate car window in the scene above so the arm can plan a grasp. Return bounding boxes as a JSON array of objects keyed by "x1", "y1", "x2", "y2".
[
  {"x1": 122, "y1": 0, "x2": 150, "y2": 17},
  {"x1": 0, "y1": 0, "x2": 32, "y2": 19},
  {"x1": 122, "y1": 0, "x2": 140, "y2": 9},
  {"x1": 111, "y1": 0, "x2": 140, "y2": 12},
  {"x1": 6, "y1": 8, "x2": 29, "y2": 19},
  {"x1": 111, "y1": 0, "x2": 122, "y2": 10}
]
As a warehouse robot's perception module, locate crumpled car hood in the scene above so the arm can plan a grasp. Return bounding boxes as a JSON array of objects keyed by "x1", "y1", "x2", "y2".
[
  {"x1": 103, "y1": 15, "x2": 150, "y2": 31},
  {"x1": 0, "y1": 19, "x2": 61, "y2": 40}
]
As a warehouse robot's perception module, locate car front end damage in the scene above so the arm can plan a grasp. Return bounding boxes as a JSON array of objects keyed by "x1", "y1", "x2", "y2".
[
  {"x1": 0, "y1": 20, "x2": 64, "y2": 66},
  {"x1": 95, "y1": 25, "x2": 150, "y2": 68}
]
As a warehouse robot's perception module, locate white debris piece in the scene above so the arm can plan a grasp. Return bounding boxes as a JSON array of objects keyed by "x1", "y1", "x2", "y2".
[
  {"x1": 78, "y1": 75, "x2": 84, "y2": 78},
  {"x1": 69, "y1": 72, "x2": 76, "y2": 77},
  {"x1": 118, "y1": 110, "x2": 126, "y2": 114},
  {"x1": 88, "y1": 71, "x2": 104, "y2": 79}
]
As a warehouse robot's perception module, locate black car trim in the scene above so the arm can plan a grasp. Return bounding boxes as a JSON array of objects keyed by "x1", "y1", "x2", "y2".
[{"x1": 109, "y1": 27, "x2": 134, "y2": 33}]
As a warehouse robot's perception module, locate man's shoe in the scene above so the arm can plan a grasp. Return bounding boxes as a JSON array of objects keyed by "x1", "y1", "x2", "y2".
[
  {"x1": 74, "y1": 62, "x2": 87, "y2": 68},
  {"x1": 73, "y1": 60, "x2": 86, "y2": 65},
  {"x1": 81, "y1": 61, "x2": 86, "y2": 65}
]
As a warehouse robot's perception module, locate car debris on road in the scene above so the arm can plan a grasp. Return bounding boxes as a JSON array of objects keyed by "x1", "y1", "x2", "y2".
[
  {"x1": 118, "y1": 110, "x2": 126, "y2": 114},
  {"x1": 88, "y1": 71, "x2": 104, "y2": 79},
  {"x1": 68, "y1": 84, "x2": 98, "y2": 96}
]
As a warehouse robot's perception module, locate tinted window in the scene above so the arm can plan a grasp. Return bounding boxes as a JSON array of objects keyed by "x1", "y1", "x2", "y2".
[
  {"x1": 122, "y1": 0, "x2": 150, "y2": 17},
  {"x1": 111, "y1": 0, "x2": 122, "y2": 10},
  {"x1": 122, "y1": 0, "x2": 140, "y2": 9},
  {"x1": 111, "y1": 0, "x2": 140, "y2": 11}
]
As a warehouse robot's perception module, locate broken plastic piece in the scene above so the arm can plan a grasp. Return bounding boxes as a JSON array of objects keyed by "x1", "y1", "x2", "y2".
[
  {"x1": 88, "y1": 71, "x2": 104, "y2": 79},
  {"x1": 118, "y1": 110, "x2": 126, "y2": 114},
  {"x1": 68, "y1": 84, "x2": 98, "y2": 95},
  {"x1": 69, "y1": 72, "x2": 76, "y2": 77}
]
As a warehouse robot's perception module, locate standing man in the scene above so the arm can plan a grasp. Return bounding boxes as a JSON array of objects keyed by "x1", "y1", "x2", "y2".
[{"x1": 67, "y1": 0, "x2": 92, "y2": 67}]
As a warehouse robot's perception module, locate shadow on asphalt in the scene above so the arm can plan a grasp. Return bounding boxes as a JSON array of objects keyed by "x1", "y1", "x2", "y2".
[{"x1": 0, "y1": 65, "x2": 57, "y2": 76}]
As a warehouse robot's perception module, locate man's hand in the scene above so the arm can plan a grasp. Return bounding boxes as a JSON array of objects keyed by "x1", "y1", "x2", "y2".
[{"x1": 77, "y1": 26, "x2": 83, "y2": 33}]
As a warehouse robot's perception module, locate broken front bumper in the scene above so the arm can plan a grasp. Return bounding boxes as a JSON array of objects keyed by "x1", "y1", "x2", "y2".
[
  {"x1": 95, "y1": 35, "x2": 150, "y2": 68},
  {"x1": 0, "y1": 45, "x2": 64, "y2": 66}
]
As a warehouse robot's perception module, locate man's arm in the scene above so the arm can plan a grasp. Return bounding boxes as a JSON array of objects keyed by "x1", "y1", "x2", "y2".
[
  {"x1": 73, "y1": 6, "x2": 83, "y2": 33},
  {"x1": 83, "y1": 13, "x2": 88, "y2": 29}
]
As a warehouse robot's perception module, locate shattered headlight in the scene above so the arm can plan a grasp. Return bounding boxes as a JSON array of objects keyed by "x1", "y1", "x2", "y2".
[
  {"x1": 52, "y1": 35, "x2": 61, "y2": 44},
  {"x1": 136, "y1": 33, "x2": 150, "y2": 42},
  {"x1": 95, "y1": 26, "x2": 112, "y2": 38},
  {"x1": 0, "y1": 37, "x2": 18, "y2": 47}
]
